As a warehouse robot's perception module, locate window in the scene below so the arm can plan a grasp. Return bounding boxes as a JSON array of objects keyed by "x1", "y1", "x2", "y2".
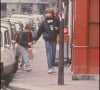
[
  {"x1": 12, "y1": 9, "x2": 15, "y2": 12},
  {"x1": 1, "y1": 3, "x2": 6, "y2": 11},
  {"x1": 15, "y1": 23, "x2": 20, "y2": 31},
  {"x1": 11, "y1": 25, "x2": 16, "y2": 40},
  {"x1": 21, "y1": 4, "x2": 32, "y2": 14},
  {"x1": 11, "y1": 24, "x2": 16, "y2": 39},
  {"x1": 4, "y1": 31, "x2": 11, "y2": 45}
]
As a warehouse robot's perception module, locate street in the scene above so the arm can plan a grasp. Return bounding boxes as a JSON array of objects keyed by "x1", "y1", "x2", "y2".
[{"x1": 8, "y1": 37, "x2": 99, "y2": 90}]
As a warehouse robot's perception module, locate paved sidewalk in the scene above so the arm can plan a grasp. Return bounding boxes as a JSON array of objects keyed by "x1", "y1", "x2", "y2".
[{"x1": 9, "y1": 37, "x2": 99, "y2": 90}]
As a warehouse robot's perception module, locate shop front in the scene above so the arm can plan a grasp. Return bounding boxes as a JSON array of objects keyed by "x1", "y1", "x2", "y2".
[{"x1": 72, "y1": 0, "x2": 99, "y2": 80}]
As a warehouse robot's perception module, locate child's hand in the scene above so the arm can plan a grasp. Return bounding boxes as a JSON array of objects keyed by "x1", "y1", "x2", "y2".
[
  {"x1": 33, "y1": 40, "x2": 36, "y2": 44},
  {"x1": 28, "y1": 42, "x2": 32, "y2": 46}
]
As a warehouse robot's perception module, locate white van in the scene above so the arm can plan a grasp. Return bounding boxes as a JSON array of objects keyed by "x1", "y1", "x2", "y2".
[{"x1": 0, "y1": 27, "x2": 18, "y2": 78}]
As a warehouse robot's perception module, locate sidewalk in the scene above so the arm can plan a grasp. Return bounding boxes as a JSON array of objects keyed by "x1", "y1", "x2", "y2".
[{"x1": 9, "y1": 37, "x2": 99, "y2": 90}]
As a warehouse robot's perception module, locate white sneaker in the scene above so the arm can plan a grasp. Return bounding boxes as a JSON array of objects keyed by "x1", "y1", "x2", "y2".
[
  {"x1": 24, "y1": 67, "x2": 32, "y2": 72},
  {"x1": 48, "y1": 69, "x2": 53, "y2": 74},
  {"x1": 48, "y1": 68, "x2": 55, "y2": 74}
]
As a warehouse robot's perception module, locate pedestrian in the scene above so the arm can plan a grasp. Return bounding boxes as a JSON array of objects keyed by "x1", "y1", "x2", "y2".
[
  {"x1": 34, "y1": 8, "x2": 59, "y2": 74},
  {"x1": 17, "y1": 24, "x2": 34, "y2": 72}
]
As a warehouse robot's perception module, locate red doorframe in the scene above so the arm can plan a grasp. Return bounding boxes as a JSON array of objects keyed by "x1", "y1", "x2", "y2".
[{"x1": 72, "y1": 0, "x2": 99, "y2": 75}]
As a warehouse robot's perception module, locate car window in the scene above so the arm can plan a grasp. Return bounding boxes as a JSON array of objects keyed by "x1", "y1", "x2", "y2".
[
  {"x1": 15, "y1": 23, "x2": 21, "y2": 31},
  {"x1": 10, "y1": 24, "x2": 17, "y2": 40},
  {"x1": 12, "y1": 24, "x2": 16, "y2": 35},
  {"x1": 11, "y1": 25, "x2": 16, "y2": 40},
  {"x1": 4, "y1": 31, "x2": 11, "y2": 45},
  {"x1": 11, "y1": 29, "x2": 14, "y2": 40},
  {"x1": 12, "y1": 25, "x2": 16, "y2": 39}
]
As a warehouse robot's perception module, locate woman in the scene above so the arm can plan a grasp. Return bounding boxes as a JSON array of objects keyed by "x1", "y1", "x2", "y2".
[{"x1": 34, "y1": 8, "x2": 59, "y2": 74}]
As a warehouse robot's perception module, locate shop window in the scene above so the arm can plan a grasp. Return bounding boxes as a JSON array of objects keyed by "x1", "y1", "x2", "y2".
[
  {"x1": 12, "y1": 9, "x2": 15, "y2": 12},
  {"x1": 1, "y1": 3, "x2": 6, "y2": 11}
]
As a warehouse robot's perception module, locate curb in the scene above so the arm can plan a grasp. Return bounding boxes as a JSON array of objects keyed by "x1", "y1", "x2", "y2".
[{"x1": 72, "y1": 74, "x2": 99, "y2": 80}]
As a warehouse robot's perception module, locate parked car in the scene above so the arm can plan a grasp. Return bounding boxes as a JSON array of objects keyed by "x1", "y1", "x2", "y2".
[
  {"x1": 0, "y1": 26, "x2": 18, "y2": 80},
  {"x1": 11, "y1": 14, "x2": 34, "y2": 25},
  {"x1": 31, "y1": 14, "x2": 44, "y2": 21},
  {"x1": 10, "y1": 17, "x2": 27, "y2": 28}
]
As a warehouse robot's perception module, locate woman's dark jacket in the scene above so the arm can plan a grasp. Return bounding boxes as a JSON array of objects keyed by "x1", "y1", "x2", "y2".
[{"x1": 35, "y1": 17, "x2": 59, "y2": 41}]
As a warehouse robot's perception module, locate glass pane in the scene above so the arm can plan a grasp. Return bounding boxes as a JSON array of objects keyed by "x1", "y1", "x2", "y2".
[{"x1": 5, "y1": 31, "x2": 11, "y2": 45}]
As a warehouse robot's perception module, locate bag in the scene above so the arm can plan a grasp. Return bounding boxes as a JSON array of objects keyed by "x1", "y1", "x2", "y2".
[{"x1": 27, "y1": 48, "x2": 33, "y2": 60}]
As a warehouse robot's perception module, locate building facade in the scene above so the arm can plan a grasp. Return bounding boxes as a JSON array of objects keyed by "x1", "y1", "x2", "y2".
[
  {"x1": 1, "y1": 0, "x2": 51, "y2": 17},
  {"x1": 57, "y1": 0, "x2": 99, "y2": 80},
  {"x1": 49, "y1": 0, "x2": 58, "y2": 11},
  {"x1": 72, "y1": 0, "x2": 99, "y2": 80}
]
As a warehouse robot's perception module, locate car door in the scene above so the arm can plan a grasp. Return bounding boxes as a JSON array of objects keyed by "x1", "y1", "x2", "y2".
[
  {"x1": 1, "y1": 30, "x2": 15, "y2": 73},
  {"x1": 1, "y1": 22, "x2": 16, "y2": 55}
]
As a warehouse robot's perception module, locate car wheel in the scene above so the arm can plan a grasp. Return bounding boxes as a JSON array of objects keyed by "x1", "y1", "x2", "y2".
[{"x1": 0, "y1": 62, "x2": 4, "y2": 73}]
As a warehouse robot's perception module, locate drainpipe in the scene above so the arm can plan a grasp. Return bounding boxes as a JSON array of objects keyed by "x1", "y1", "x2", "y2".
[{"x1": 68, "y1": 0, "x2": 72, "y2": 61}]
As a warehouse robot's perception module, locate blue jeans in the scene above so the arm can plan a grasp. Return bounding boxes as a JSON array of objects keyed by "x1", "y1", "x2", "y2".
[
  {"x1": 19, "y1": 45, "x2": 31, "y2": 68},
  {"x1": 45, "y1": 40, "x2": 56, "y2": 69}
]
